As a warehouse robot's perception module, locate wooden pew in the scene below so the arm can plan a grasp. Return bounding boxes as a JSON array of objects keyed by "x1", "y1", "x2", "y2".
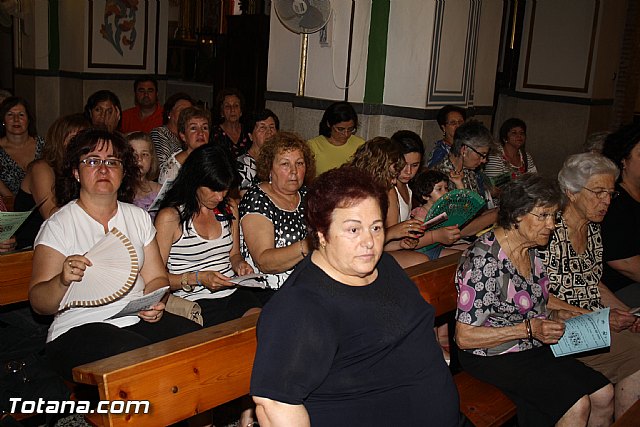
[
  {"x1": 70, "y1": 253, "x2": 516, "y2": 427},
  {"x1": 406, "y1": 252, "x2": 517, "y2": 427},
  {"x1": 0, "y1": 249, "x2": 33, "y2": 306}
]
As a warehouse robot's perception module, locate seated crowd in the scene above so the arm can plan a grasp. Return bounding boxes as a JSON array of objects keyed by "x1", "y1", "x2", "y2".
[{"x1": 1, "y1": 85, "x2": 640, "y2": 427}]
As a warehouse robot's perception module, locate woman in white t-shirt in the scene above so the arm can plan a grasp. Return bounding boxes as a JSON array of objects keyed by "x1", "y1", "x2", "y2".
[{"x1": 29, "y1": 129, "x2": 198, "y2": 380}]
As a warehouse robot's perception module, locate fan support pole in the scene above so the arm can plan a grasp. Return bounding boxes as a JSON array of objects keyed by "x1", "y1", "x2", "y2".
[{"x1": 297, "y1": 33, "x2": 309, "y2": 96}]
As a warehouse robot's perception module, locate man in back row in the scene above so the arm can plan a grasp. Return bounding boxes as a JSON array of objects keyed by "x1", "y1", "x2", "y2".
[{"x1": 121, "y1": 75, "x2": 163, "y2": 133}]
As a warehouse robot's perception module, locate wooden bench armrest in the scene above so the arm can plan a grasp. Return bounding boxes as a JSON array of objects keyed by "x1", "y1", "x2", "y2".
[{"x1": 72, "y1": 313, "x2": 259, "y2": 427}]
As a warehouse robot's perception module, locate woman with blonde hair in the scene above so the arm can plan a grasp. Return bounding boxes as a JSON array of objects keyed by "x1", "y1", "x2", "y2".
[{"x1": 348, "y1": 137, "x2": 428, "y2": 267}]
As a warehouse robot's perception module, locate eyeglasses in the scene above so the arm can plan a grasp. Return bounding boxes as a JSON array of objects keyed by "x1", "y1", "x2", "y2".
[
  {"x1": 333, "y1": 125, "x2": 356, "y2": 135},
  {"x1": 445, "y1": 120, "x2": 464, "y2": 126},
  {"x1": 80, "y1": 157, "x2": 122, "y2": 168},
  {"x1": 528, "y1": 211, "x2": 559, "y2": 223},
  {"x1": 463, "y1": 144, "x2": 489, "y2": 160},
  {"x1": 582, "y1": 187, "x2": 619, "y2": 200}
]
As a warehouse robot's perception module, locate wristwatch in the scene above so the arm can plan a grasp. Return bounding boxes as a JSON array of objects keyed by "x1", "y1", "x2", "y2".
[{"x1": 181, "y1": 273, "x2": 193, "y2": 292}]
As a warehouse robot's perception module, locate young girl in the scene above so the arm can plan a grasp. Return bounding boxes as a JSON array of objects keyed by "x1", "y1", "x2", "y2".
[
  {"x1": 128, "y1": 132, "x2": 161, "y2": 219},
  {"x1": 409, "y1": 170, "x2": 464, "y2": 260}
]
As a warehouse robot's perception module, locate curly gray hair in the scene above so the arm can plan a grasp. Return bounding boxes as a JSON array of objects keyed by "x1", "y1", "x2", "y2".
[{"x1": 557, "y1": 153, "x2": 619, "y2": 194}]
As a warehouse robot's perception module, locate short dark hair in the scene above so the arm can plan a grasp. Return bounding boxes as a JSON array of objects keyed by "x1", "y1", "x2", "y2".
[
  {"x1": 134, "y1": 75, "x2": 158, "y2": 92},
  {"x1": 497, "y1": 174, "x2": 562, "y2": 230},
  {"x1": 56, "y1": 128, "x2": 139, "y2": 206},
  {"x1": 499, "y1": 118, "x2": 527, "y2": 145},
  {"x1": 83, "y1": 90, "x2": 122, "y2": 126},
  {"x1": 0, "y1": 96, "x2": 38, "y2": 137},
  {"x1": 215, "y1": 88, "x2": 245, "y2": 121},
  {"x1": 256, "y1": 131, "x2": 315, "y2": 184},
  {"x1": 602, "y1": 123, "x2": 640, "y2": 179},
  {"x1": 319, "y1": 102, "x2": 359, "y2": 137},
  {"x1": 246, "y1": 109, "x2": 280, "y2": 133},
  {"x1": 436, "y1": 105, "x2": 467, "y2": 128},
  {"x1": 391, "y1": 129, "x2": 425, "y2": 159},
  {"x1": 162, "y1": 92, "x2": 194, "y2": 125},
  {"x1": 159, "y1": 144, "x2": 237, "y2": 225},
  {"x1": 409, "y1": 170, "x2": 449, "y2": 201},
  {"x1": 306, "y1": 166, "x2": 388, "y2": 249},
  {"x1": 451, "y1": 119, "x2": 493, "y2": 156}
]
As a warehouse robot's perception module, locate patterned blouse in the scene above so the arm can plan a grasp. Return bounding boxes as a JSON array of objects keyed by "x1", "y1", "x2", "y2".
[
  {"x1": 539, "y1": 217, "x2": 604, "y2": 311},
  {"x1": 239, "y1": 185, "x2": 307, "y2": 290},
  {"x1": 431, "y1": 154, "x2": 494, "y2": 207},
  {"x1": 211, "y1": 124, "x2": 252, "y2": 158},
  {"x1": 0, "y1": 136, "x2": 45, "y2": 194},
  {"x1": 456, "y1": 231, "x2": 550, "y2": 356},
  {"x1": 237, "y1": 153, "x2": 258, "y2": 193}
]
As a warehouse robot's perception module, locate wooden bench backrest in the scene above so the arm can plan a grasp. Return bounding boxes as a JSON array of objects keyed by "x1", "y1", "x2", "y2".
[
  {"x1": 73, "y1": 313, "x2": 258, "y2": 427},
  {"x1": 0, "y1": 250, "x2": 34, "y2": 306},
  {"x1": 71, "y1": 255, "x2": 464, "y2": 427}
]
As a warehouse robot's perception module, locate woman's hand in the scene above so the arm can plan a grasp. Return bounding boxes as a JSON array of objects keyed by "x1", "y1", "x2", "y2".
[
  {"x1": 0, "y1": 236, "x2": 16, "y2": 253},
  {"x1": 550, "y1": 309, "x2": 581, "y2": 322},
  {"x1": 199, "y1": 270, "x2": 234, "y2": 292},
  {"x1": 139, "y1": 302, "x2": 164, "y2": 323},
  {"x1": 610, "y1": 308, "x2": 637, "y2": 332},
  {"x1": 386, "y1": 218, "x2": 424, "y2": 241},
  {"x1": 234, "y1": 260, "x2": 254, "y2": 276},
  {"x1": 432, "y1": 226, "x2": 461, "y2": 245},
  {"x1": 61, "y1": 255, "x2": 93, "y2": 286},
  {"x1": 105, "y1": 105, "x2": 121, "y2": 132},
  {"x1": 400, "y1": 237, "x2": 419, "y2": 250},
  {"x1": 449, "y1": 170, "x2": 464, "y2": 189},
  {"x1": 530, "y1": 318, "x2": 565, "y2": 344}
]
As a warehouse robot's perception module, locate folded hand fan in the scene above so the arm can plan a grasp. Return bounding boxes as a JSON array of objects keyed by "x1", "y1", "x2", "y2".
[
  {"x1": 59, "y1": 227, "x2": 140, "y2": 311},
  {"x1": 424, "y1": 189, "x2": 486, "y2": 230}
]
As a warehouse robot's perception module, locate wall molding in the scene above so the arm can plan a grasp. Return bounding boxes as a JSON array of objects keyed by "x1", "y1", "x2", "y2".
[
  {"x1": 500, "y1": 88, "x2": 613, "y2": 105},
  {"x1": 522, "y1": 0, "x2": 600, "y2": 93},
  {"x1": 427, "y1": 0, "x2": 482, "y2": 106},
  {"x1": 265, "y1": 91, "x2": 494, "y2": 119},
  {"x1": 14, "y1": 68, "x2": 169, "y2": 80}
]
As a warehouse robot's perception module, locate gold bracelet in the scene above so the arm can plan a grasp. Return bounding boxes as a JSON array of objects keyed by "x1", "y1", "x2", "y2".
[{"x1": 525, "y1": 318, "x2": 533, "y2": 341}]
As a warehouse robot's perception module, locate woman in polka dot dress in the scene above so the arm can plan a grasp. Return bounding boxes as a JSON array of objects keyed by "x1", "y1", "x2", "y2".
[{"x1": 240, "y1": 132, "x2": 316, "y2": 304}]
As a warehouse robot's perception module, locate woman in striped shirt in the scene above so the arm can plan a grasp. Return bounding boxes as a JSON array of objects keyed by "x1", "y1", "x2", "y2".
[{"x1": 155, "y1": 144, "x2": 261, "y2": 327}]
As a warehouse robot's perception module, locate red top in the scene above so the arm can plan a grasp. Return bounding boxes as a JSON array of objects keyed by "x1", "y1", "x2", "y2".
[{"x1": 120, "y1": 104, "x2": 164, "y2": 134}]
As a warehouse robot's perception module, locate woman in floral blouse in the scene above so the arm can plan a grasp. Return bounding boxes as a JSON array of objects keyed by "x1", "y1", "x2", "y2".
[{"x1": 454, "y1": 174, "x2": 612, "y2": 426}]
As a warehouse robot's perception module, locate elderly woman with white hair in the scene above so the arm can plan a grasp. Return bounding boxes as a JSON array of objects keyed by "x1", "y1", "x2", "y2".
[{"x1": 539, "y1": 152, "x2": 640, "y2": 420}]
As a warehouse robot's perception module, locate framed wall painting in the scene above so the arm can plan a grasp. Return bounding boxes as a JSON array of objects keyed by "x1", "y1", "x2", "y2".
[{"x1": 88, "y1": 0, "x2": 149, "y2": 69}]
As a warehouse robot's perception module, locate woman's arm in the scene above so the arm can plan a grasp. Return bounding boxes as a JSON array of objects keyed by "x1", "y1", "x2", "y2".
[
  {"x1": 28, "y1": 161, "x2": 59, "y2": 219},
  {"x1": 598, "y1": 281, "x2": 630, "y2": 311},
  {"x1": 29, "y1": 245, "x2": 91, "y2": 315},
  {"x1": 455, "y1": 317, "x2": 565, "y2": 350},
  {"x1": 228, "y1": 202, "x2": 253, "y2": 276},
  {"x1": 460, "y1": 208, "x2": 497, "y2": 237},
  {"x1": 140, "y1": 237, "x2": 170, "y2": 293},
  {"x1": 253, "y1": 397, "x2": 310, "y2": 427},
  {"x1": 241, "y1": 214, "x2": 309, "y2": 274},
  {"x1": 607, "y1": 256, "x2": 640, "y2": 284}
]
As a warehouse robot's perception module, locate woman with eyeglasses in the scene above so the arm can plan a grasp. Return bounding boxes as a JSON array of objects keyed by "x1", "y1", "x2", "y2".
[
  {"x1": 485, "y1": 118, "x2": 537, "y2": 185},
  {"x1": 539, "y1": 153, "x2": 640, "y2": 420},
  {"x1": 29, "y1": 129, "x2": 199, "y2": 380},
  {"x1": 430, "y1": 120, "x2": 498, "y2": 235},
  {"x1": 601, "y1": 124, "x2": 640, "y2": 307},
  {"x1": 307, "y1": 101, "x2": 365, "y2": 177},
  {"x1": 455, "y1": 174, "x2": 613, "y2": 426},
  {"x1": 426, "y1": 105, "x2": 466, "y2": 168}
]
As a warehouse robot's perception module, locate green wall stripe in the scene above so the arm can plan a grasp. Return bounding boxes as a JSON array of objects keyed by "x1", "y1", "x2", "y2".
[
  {"x1": 48, "y1": 0, "x2": 59, "y2": 70},
  {"x1": 363, "y1": 0, "x2": 390, "y2": 104}
]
